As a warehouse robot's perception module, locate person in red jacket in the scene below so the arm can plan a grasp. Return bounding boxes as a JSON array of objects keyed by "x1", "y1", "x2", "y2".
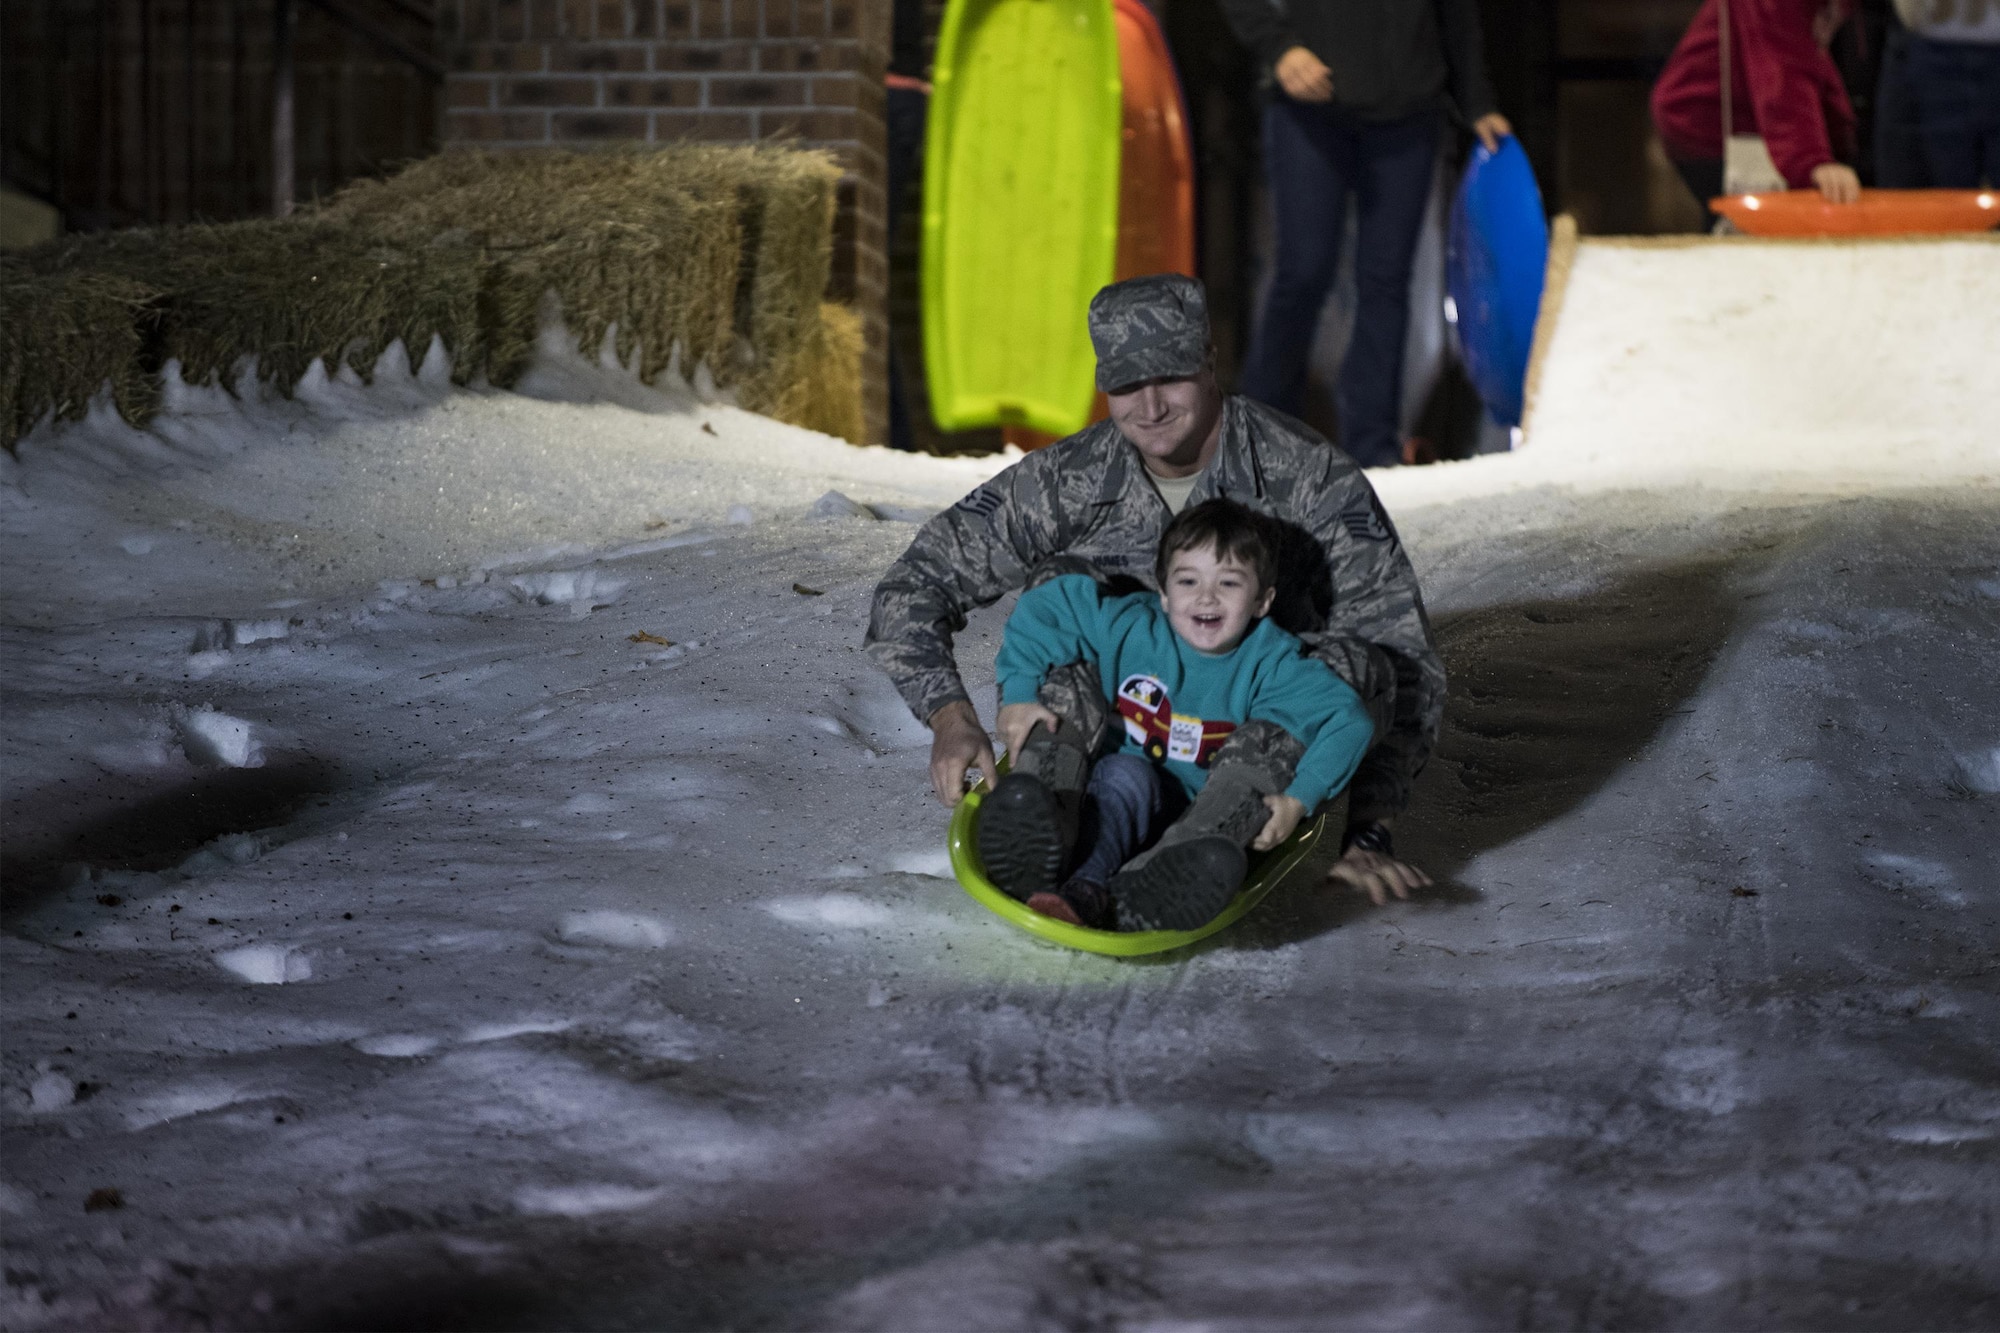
[{"x1": 1651, "y1": 0, "x2": 1861, "y2": 213}]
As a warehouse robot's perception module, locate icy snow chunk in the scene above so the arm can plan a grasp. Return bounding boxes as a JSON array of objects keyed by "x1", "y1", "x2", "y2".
[
  {"x1": 766, "y1": 894, "x2": 894, "y2": 930},
  {"x1": 1882, "y1": 1120, "x2": 1996, "y2": 1145},
  {"x1": 180, "y1": 708, "x2": 263, "y2": 768},
  {"x1": 215, "y1": 944, "x2": 312, "y2": 985},
  {"x1": 464, "y1": 1018, "x2": 573, "y2": 1043},
  {"x1": 231, "y1": 619, "x2": 290, "y2": 646},
  {"x1": 816, "y1": 1240, "x2": 1092, "y2": 1330},
  {"x1": 604, "y1": 531, "x2": 717, "y2": 560},
  {"x1": 868, "y1": 503, "x2": 935, "y2": 524},
  {"x1": 193, "y1": 618, "x2": 290, "y2": 651},
  {"x1": 1865, "y1": 851, "x2": 1957, "y2": 891},
  {"x1": 560, "y1": 792, "x2": 616, "y2": 815},
  {"x1": 28, "y1": 1071, "x2": 76, "y2": 1113},
  {"x1": 178, "y1": 832, "x2": 266, "y2": 877},
  {"x1": 809, "y1": 490, "x2": 876, "y2": 520},
  {"x1": 889, "y1": 847, "x2": 953, "y2": 879},
  {"x1": 1883, "y1": 987, "x2": 1963, "y2": 1018},
  {"x1": 835, "y1": 685, "x2": 937, "y2": 752},
  {"x1": 0, "y1": 1183, "x2": 32, "y2": 1216},
  {"x1": 354, "y1": 1034, "x2": 440, "y2": 1058},
  {"x1": 1953, "y1": 746, "x2": 2000, "y2": 794},
  {"x1": 515, "y1": 1183, "x2": 664, "y2": 1217},
  {"x1": 88, "y1": 726, "x2": 178, "y2": 774},
  {"x1": 726, "y1": 504, "x2": 755, "y2": 525},
  {"x1": 555, "y1": 910, "x2": 673, "y2": 949},
  {"x1": 617, "y1": 1018, "x2": 702, "y2": 1059},
  {"x1": 119, "y1": 534, "x2": 157, "y2": 555},
  {"x1": 184, "y1": 650, "x2": 235, "y2": 680},
  {"x1": 481, "y1": 543, "x2": 594, "y2": 573},
  {"x1": 508, "y1": 568, "x2": 627, "y2": 615},
  {"x1": 440, "y1": 1235, "x2": 513, "y2": 1265},
  {"x1": 126, "y1": 1082, "x2": 259, "y2": 1129},
  {"x1": 1651, "y1": 1047, "x2": 1748, "y2": 1115},
  {"x1": 216, "y1": 831, "x2": 264, "y2": 862}
]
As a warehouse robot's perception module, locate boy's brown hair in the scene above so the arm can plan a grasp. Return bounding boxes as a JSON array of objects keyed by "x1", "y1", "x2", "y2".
[{"x1": 1155, "y1": 497, "x2": 1279, "y2": 591}]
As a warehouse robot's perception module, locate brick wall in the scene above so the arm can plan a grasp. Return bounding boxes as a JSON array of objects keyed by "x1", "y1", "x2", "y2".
[{"x1": 439, "y1": 0, "x2": 891, "y2": 444}]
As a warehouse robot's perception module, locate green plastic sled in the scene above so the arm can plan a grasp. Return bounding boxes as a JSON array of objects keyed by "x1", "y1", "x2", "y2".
[
  {"x1": 947, "y1": 784, "x2": 1327, "y2": 956},
  {"x1": 921, "y1": 0, "x2": 1123, "y2": 437}
]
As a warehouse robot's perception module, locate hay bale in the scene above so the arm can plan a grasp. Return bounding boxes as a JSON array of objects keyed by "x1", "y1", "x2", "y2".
[
  {"x1": 1, "y1": 144, "x2": 857, "y2": 452},
  {"x1": 318, "y1": 145, "x2": 844, "y2": 417},
  {"x1": 769, "y1": 303, "x2": 864, "y2": 442},
  {"x1": 318, "y1": 149, "x2": 746, "y2": 389},
  {"x1": 677, "y1": 147, "x2": 842, "y2": 414},
  {"x1": 165, "y1": 223, "x2": 480, "y2": 393},
  {"x1": 23, "y1": 221, "x2": 486, "y2": 397},
  {"x1": 0, "y1": 262, "x2": 157, "y2": 445}
]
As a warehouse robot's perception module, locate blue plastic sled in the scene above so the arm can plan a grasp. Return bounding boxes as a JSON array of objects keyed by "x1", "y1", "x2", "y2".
[{"x1": 1447, "y1": 137, "x2": 1549, "y2": 428}]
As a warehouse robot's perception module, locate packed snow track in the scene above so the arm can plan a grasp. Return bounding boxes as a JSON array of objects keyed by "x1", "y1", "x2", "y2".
[{"x1": 3, "y1": 243, "x2": 1997, "y2": 1330}]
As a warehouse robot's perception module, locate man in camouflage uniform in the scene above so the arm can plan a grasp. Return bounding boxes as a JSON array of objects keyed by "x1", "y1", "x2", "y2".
[{"x1": 865, "y1": 273, "x2": 1442, "y2": 902}]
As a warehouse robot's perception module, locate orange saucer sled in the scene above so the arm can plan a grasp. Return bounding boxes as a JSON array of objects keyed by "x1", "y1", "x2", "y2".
[{"x1": 1712, "y1": 188, "x2": 1998, "y2": 237}]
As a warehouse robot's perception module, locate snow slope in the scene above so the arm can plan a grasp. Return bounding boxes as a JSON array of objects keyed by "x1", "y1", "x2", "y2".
[
  {"x1": 1393, "y1": 236, "x2": 2000, "y2": 505},
  {"x1": 3, "y1": 255, "x2": 1997, "y2": 1330}
]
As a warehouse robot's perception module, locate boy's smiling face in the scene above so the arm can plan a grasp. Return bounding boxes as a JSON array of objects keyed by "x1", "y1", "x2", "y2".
[{"x1": 1162, "y1": 541, "x2": 1276, "y2": 654}]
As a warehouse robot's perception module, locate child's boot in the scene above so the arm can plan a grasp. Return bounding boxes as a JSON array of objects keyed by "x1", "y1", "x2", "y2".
[
  {"x1": 976, "y1": 662, "x2": 1107, "y2": 899},
  {"x1": 978, "y1": 768, "x2": 1072, "y2": 899},
  {"x1": 1110, "y1": 721, "x2": 1305, "y2": 931}
]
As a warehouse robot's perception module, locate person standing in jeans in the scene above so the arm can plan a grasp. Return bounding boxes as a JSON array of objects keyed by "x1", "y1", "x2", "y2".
[
  {"x1": 1217, "y1": 0, "x2": 1510, "y2": 469},
  {"x1": 1895, "y1": 0, "x2": 2000, "y2": 187},
  {"x1": 1874, "y1": 4, "x2": 1933, "y2": 190}
]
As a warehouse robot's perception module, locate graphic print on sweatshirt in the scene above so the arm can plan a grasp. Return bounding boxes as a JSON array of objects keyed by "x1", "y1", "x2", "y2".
[{"x1": 1117, "y1": 673, "x2": 1236, "y2": 766}]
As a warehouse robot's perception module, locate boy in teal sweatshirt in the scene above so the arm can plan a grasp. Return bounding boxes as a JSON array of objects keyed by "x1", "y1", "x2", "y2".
[{"x1": 979, "y1": 498, "x2": 1373, "y2": 931}]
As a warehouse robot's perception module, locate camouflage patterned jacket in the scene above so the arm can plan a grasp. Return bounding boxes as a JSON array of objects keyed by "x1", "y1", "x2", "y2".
[{"x1": 864, "y1": 396, "x2": 1444, "y2": 822}]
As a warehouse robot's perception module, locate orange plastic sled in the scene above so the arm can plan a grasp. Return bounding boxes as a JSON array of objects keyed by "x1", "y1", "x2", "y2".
[
  {"x1": 1111, "y1": 0, "x2": 1196, "y2": 285},
  {"x1": 1712, "y1": 188, "x2": 1998, "y2": 237},
  {"x1": 1003, "y1": 0, "x2": 1196, "y2": 453}
]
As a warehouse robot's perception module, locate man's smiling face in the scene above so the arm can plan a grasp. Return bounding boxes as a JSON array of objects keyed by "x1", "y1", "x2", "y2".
[{"x1": 1106, "y1": 368, "x2": 1224, "y2": 477}]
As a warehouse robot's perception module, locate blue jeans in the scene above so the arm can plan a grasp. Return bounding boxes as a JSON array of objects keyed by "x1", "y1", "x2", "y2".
[
  {"x1": 1873, "y1": 27, "x2": 1931, "y2": 188},
  {"x1": 1067, "y1": 753, "x2": 1188, "y2": 887},
  {"x1": 1240, "y1": 100, "x2": 1441, "y2": 468},
  {"x1": 1671, "y1": 158, "x2": 1724, "y2": 229},
  {"x1": 1907, "y1": 36, "x2": 2000, "y2": 188},
  {"x1": 886, "y1": 85, "x2": 928, "y2": 452}
]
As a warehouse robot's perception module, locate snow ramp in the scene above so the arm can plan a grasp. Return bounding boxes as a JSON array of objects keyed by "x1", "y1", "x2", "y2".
[{"x1": 1503, "y1": 229, "x2": 1997, "y2": 495}]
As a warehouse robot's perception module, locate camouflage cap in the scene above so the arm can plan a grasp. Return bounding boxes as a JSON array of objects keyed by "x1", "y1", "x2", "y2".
[{"x1": 1088, "y1": 273, "x2": 1211, "y2": 393}]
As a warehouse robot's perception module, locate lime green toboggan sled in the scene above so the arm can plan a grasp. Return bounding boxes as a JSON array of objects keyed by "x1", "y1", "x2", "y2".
[
  {"x1": 948, "y1": 785, "x2": 1327, "y2": 956},
  {"x1": 921, "y1": 0, "x2": 1123, "y2": 436}
]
